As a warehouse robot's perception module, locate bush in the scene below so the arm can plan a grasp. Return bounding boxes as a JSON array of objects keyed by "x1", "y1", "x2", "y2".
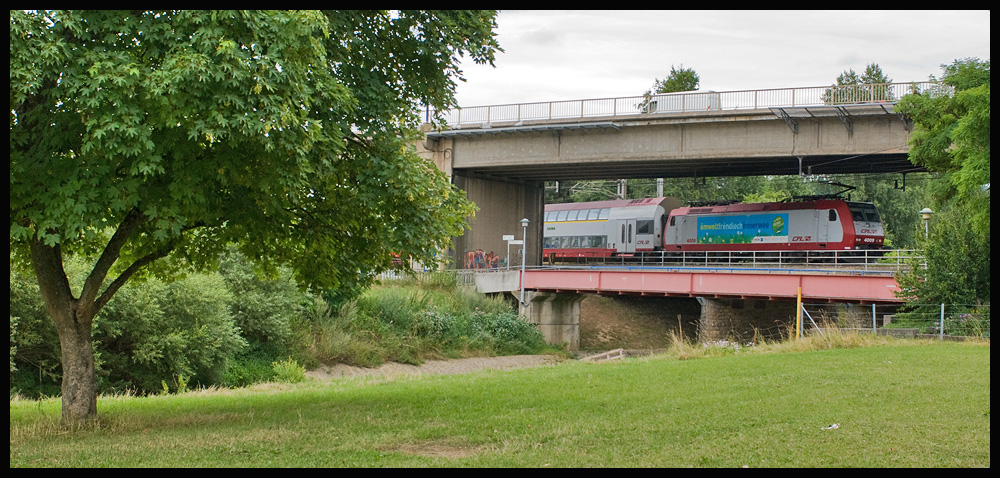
[
  {"x1": 302, "y1": 278, "x2": 550, "y2": 367},
  {"x1": 11, "y1": 258, "x2": 247, "y2": 396},
  {"x1": 94, "y1": 273, "x2": 247, "y2": 393},
  {"x1": 271, "y1": 358, "x2": 306, "y2": 383},
  {"x1": 218, "y1": 249, "x2": 309, "y2": 356},
  {"x1": 9, "y1": 268, "x2": 63, "y2": 397}
]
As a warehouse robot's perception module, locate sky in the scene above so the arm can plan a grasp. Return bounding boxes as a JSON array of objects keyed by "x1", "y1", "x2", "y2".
[{"x1": 451, "y1": 10, "x2": 991, "y2": 108}]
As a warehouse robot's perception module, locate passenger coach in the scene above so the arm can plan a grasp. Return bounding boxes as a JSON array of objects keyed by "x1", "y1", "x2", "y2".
[{"x1": 543, "y1": 197, "x2": 683, "y2": 260}]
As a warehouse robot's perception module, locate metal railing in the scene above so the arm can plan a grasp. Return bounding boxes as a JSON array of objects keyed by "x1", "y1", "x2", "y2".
[
  {"x1": 414, "y1": 249, "x2": 922, "y2": 285},
  {"x1": 536, "y1": 249, "x2": 921, "y2": 276},
  {"x1": 428, "y1": 81, "x2": 953, "y2": 128}
]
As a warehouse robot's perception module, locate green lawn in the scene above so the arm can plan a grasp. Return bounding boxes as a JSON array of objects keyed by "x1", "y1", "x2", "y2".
[{"x1": 10, "y1": 342, "x2": 990, "y2": 467}]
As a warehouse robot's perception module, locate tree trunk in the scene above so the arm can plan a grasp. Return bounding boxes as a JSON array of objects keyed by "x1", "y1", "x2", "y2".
[
  {"x1": 29, "y1": 238, "x2": 100, "y2": 425},
  {"x1": 26, "y1": 208, "x2": 166, "y2": 425},
  {"x1": 53, "y1": 307, "x2": 99, "y2": 425}
]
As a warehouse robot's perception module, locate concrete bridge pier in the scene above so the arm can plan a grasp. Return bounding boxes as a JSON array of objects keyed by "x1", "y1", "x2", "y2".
[
  {"x1": 697, "y1": 298, "x2": 797, "y2": 343},
  {"x1": 452, "y1": 173, "x2": 544, "y2": 268},
  {"x1": 517, "y1": 291, "x2": 584, "y2": 351},
  {"x1": 417, "y1": 128, "x2": 545, "y2": 269}
]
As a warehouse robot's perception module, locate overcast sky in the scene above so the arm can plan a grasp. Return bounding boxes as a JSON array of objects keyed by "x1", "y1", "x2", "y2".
[{"x1": 451, "y1": 10, "x2": 991, "y2": 107}]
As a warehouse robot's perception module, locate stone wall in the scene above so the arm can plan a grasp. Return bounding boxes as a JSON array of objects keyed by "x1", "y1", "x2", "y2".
[{"x1": 698, "y1": 298, "x2": 797, "y2": 343}]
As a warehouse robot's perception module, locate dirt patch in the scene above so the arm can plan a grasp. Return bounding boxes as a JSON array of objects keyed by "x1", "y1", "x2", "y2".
[
  {"x1": 392, "y1": 440, "x2": 485, "y2": 459},
  {"x1": 306, "y1": 354, "x2": 563, "y2": 381}
]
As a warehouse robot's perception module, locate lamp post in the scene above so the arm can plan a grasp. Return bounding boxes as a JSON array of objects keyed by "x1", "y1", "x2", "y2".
[
  {"x1": 919, "y1": 207, "x2": 933, "y2": 238},
  {"x1": 520, "y1": 218, "x2": 530, "y2": 306}
]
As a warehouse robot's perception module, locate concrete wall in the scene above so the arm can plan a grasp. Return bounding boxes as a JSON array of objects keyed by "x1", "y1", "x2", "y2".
[
  {"x1": 452, "y1": 173, "x2": 544, "y2": 268},
  {"x1": 417, "y1": 127, "x2": 544, "y2": 268}
]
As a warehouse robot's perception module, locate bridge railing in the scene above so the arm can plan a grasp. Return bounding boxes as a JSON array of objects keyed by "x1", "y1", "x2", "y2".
[
  {"x1": 430, "y1": 81, "x2": 952, "y2": 128},
  {"x1": 438, "y1": 249, "x2": 923, "y2": 279},
  {"x1": 598, "y1": 249, "x2": 922, "y2": 274}
]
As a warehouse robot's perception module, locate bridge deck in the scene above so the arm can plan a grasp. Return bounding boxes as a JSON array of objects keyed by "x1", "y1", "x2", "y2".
[{"x1": 510, "y1": 266, "x2": 905, "y2": 304}]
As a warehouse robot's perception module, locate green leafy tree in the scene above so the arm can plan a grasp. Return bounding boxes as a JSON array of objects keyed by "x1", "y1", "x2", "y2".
[
  {"x1": 648, "y1": 64, "x2": 700, "y2": 94},
  {"x1": 10, "y1": 10, "x2": 499, "y2": 424},
  {"x1": 824, "y1": 62, "x2": 894, "y2": 104},
  {"x1": 896, "y1": 58, "x2": 990, "y2": 237},
  {"x1": 893, "y1": 57, "x2": 990, "y2": 310},
  {"x1": 895, "y1": 207, "x2": 990, "y2": 310}
]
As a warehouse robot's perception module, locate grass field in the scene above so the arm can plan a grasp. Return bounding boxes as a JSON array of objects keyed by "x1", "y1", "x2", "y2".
[{"x1": 10, "y1": 340, "x2": 990, "y2": 467}]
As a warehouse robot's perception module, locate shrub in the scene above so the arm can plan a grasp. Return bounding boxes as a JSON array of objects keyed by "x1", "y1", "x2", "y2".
[
  {"x1": 94, "y1": 273, "x2": 247, "y2": 394},
  {"x1": 271, "y1": 358, "x2": 306, "y2": 383},
  {"x1": 10, "y1": 258, "x2": 247, "y2": 396}
]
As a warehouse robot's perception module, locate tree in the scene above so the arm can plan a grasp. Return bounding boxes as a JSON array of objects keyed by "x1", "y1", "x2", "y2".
[
  {"x1": 824, "y1": 62, "x2": 894, "y2": 104},
  {"x1": 10, "y1": 10, "x2": 499, "y2": 424},
  {"x1": 648, "y1": 64, "x2": 700, "y2": 94},
  {"x1": 892, "y1": 58, "x2": 990, "y2": 310},
  {"x1": 896, "y1": 58, "x2": 990, "y2": 238},
  {"x1": 894, "y1": 207, "x2": 990, "y2": 310}
]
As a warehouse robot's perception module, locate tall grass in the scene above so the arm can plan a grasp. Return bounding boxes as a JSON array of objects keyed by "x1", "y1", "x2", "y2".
[
  {"x1": 304, "y1": 275, "x2": 554, "y2": 368},
  {"x1": 663, "y1": 325, "x2": 923, "y2": 361}
]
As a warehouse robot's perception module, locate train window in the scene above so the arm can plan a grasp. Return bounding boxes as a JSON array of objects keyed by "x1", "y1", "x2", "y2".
[
  {"x1": 669, "y1": 216, "x2": 676, "y2": 226},
  {"x1": 556, "y1": 210, "x2": 569, "y2": 221},
  {"x1": 848, "y1": 204, "x2": 881, "y2": 222},
  {"x1": 864, "y1": 206, "x2": 881, "y2": 222},
  {"x1": 637, "y1": 220, "x2": 653, "y2": 234},
  {"x1": 544, "y1": 211, "x2": 554, "y2": 222},
  {"x1": 829, "y1": 209, "x2": 837, "y2": 221},
  {"x1": 592, "y1": 236, "x2": 607, "y2": 248},
  {"x1": 567, "y1": 210, "x2": 579, "y2": 221},
  {"x1": 599, "y1": 208, "x2": 611, "y2": 220},
  {"x1": 850, "y1": 207, "x2": 865, "y2": 221},
  {"x1": 588, "y1": 209, "x2": 600, "y2": 220}
]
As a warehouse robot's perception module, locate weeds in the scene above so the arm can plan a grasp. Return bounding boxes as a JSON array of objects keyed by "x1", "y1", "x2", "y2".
[
  {"x1": 303, "y1": 276, "x2": 553, "y2": 368},
  {"x1": 662, "y1": 326, "x2": 929, "y2": 361}
]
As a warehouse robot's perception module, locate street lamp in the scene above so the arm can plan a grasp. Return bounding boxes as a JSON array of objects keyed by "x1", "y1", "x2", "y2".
[
  {"x1": 520, "y1": 218, "x2": 530, "y2": 306},
  {"x1": 919, "y1": 207, "x2": 933, "y2": 238}
]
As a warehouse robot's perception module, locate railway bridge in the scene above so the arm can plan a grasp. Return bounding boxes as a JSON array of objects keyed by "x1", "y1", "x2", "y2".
[{"x1": 470, "y1": 256, "x2": 913, "y2": 350}]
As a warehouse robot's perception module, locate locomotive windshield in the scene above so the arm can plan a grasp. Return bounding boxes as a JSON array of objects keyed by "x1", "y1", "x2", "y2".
[{"x1": 848, "y1": 202, "x2": 881, "y2": 223}]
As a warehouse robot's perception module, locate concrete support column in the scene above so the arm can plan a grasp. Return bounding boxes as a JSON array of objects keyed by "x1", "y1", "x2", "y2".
[
  {"x1": 452, "y1": 173, "x2": 544, "y2": 268},
  {"x1": 517, "y1": 291, "x2": 584, "y2": 351},
  {"x1": 697, "y1": 298, "x2": 796, "y2": 343}
]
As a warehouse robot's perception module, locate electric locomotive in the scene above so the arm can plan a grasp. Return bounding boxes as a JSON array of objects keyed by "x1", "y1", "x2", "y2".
[{"x1": 663, "y1": 199, "x2": 884, "y2": 252}]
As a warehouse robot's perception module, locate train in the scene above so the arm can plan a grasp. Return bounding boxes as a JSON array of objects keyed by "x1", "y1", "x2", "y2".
[{"x1": 543, "y1": 196, "x2": 884, "y2": 261}]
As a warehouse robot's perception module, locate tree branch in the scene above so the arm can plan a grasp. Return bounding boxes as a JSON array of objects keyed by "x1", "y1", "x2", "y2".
[
  {"x1": 28, "y1": 232, "x2": 76, "y2": 321},
  {"x1": 93, "y1": 246, "x2": 173, "y2": 313},
  {"x1": 78, "y1": 207, "x2": 148, "y2": 311}
]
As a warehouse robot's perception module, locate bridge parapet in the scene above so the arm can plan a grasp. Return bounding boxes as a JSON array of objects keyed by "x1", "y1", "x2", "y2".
[{"x1": 428, "y1": 82, "x2": 952, "y2": 129}]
